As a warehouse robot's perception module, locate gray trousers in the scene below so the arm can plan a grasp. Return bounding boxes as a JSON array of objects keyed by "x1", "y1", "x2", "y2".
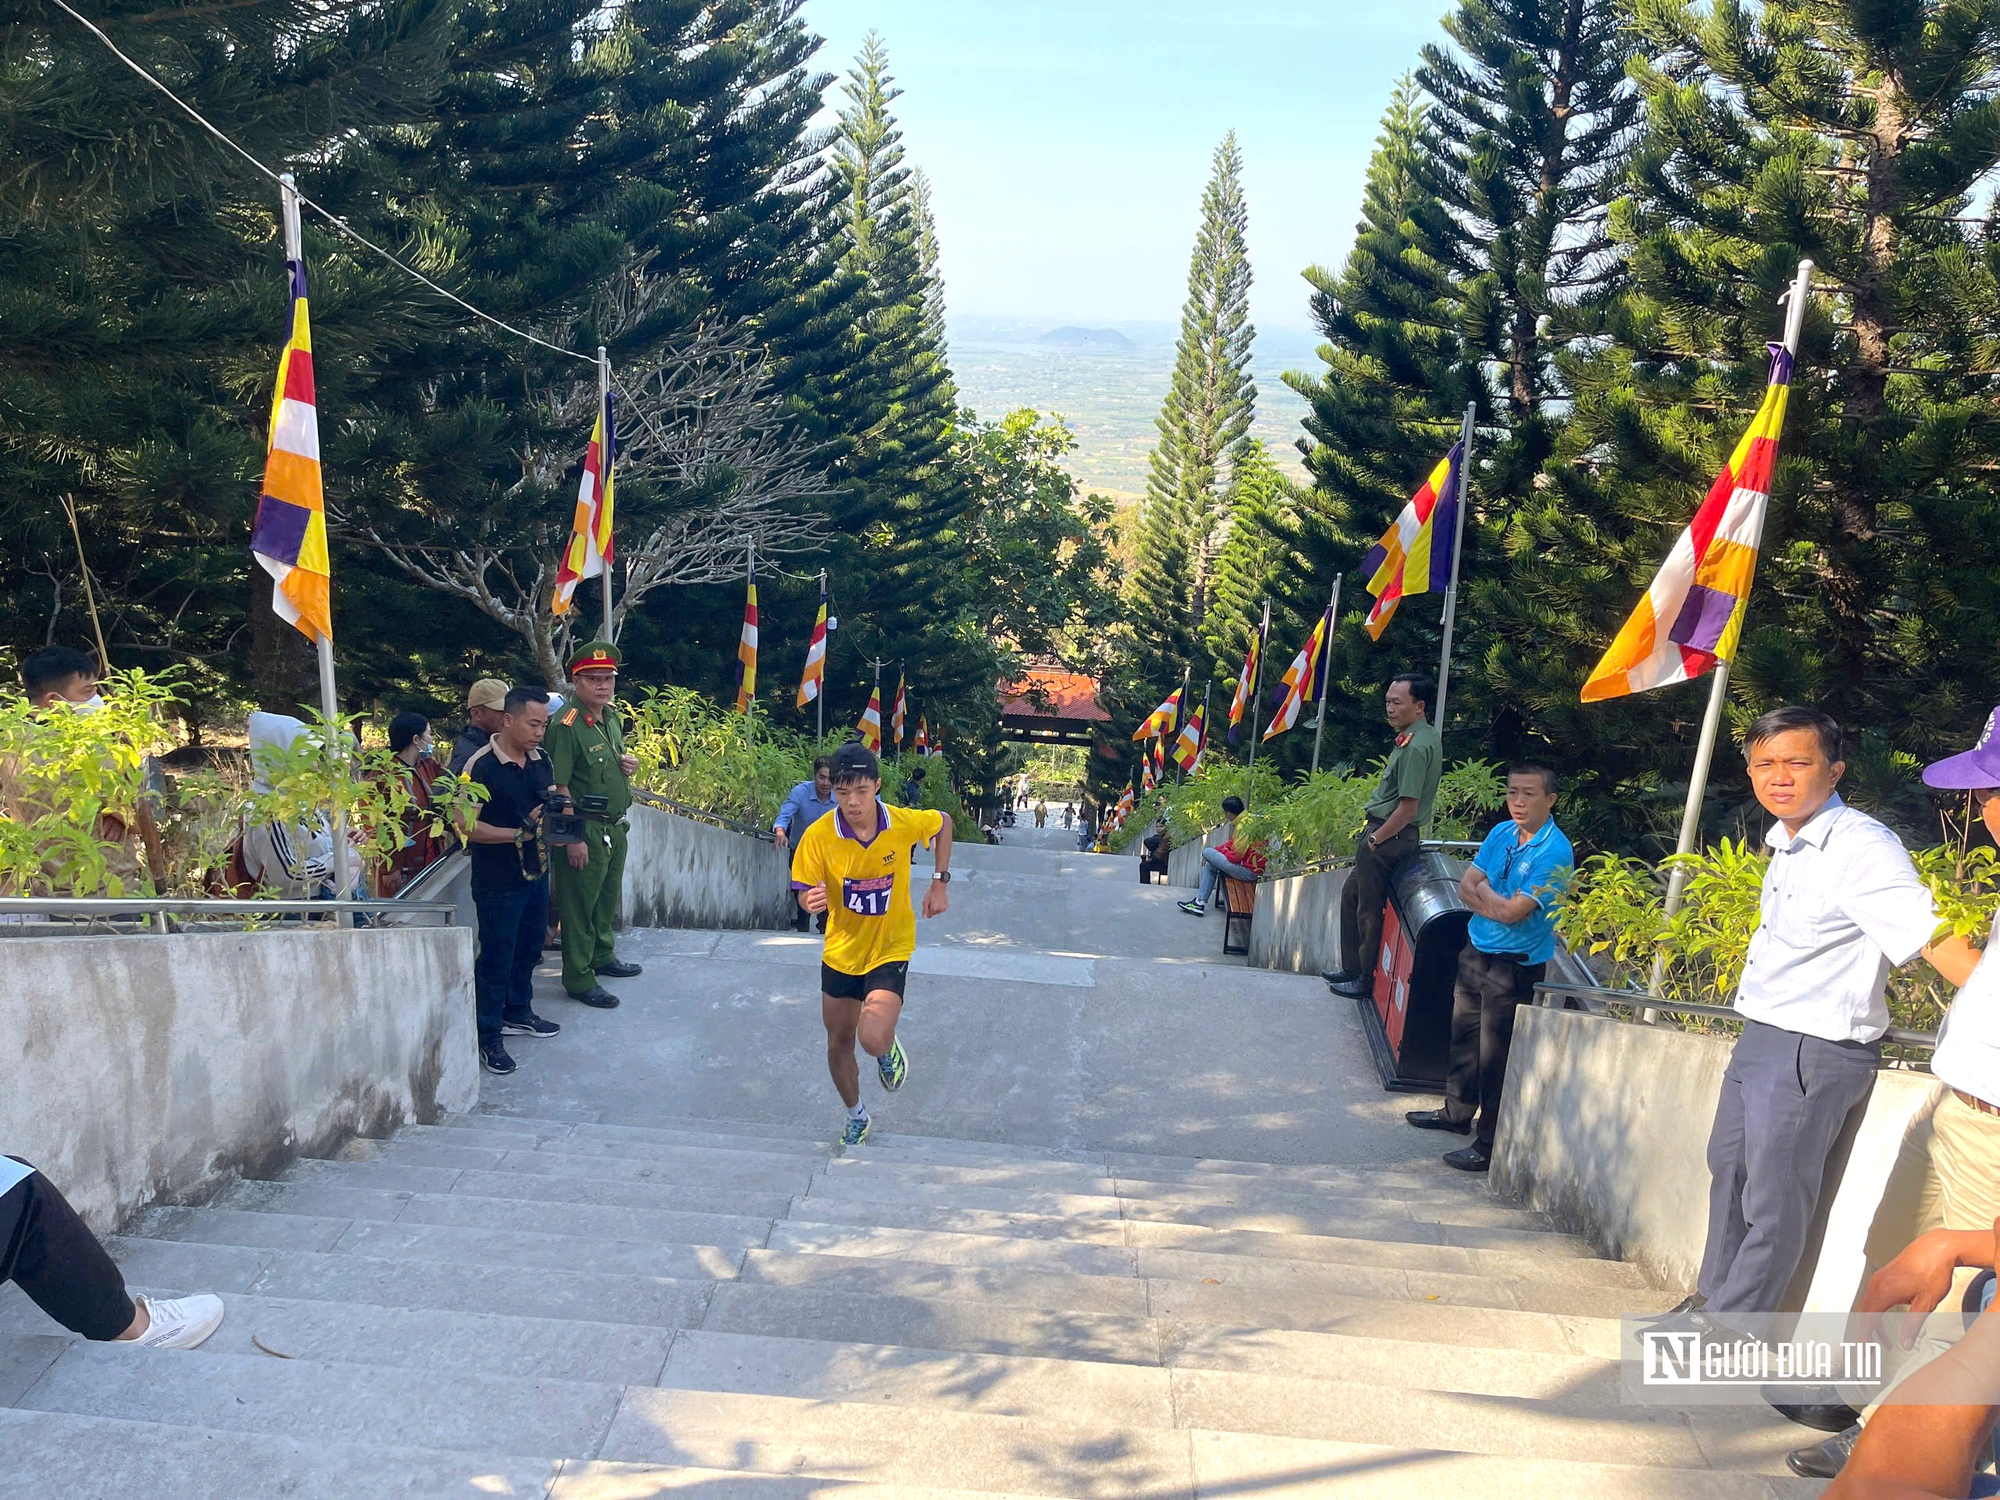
[{"x1": 1697, "y1": 1018, "x2": 1880, "y2": 1332}]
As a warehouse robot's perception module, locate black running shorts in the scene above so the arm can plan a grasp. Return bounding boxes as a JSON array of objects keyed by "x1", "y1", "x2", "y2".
[{"x1": 821, "y1": 960, "x2": 909, "y2": 1001}]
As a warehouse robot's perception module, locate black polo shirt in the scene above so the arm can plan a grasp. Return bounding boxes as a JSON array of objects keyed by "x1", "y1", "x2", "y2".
[{"x1": 462, "y1": 740, "x2": 554, "y2": 892}]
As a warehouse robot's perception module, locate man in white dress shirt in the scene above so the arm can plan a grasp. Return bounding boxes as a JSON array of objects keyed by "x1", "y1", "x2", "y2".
[
  {"x1": 1782, "y1": 709, "x2": 1999, "y2": 1480},
  {"x1": 1658, "y1": 708, "x2": 1952, "y2": 1359}
]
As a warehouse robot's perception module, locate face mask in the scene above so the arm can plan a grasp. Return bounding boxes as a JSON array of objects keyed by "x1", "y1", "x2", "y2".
[{"x1": 72, "y1": 694, "x2": 105, "y2": 716}]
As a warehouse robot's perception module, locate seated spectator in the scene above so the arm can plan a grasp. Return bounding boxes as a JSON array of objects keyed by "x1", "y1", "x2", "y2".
[
  {"x1": 1177, "y1": 796, "x2": 1266, "y2": 915},
  {"x1": 240, "y1": 711, "x2": 359, "y2": 900},
  {"x1": 2, "y1": 1155, "x2": 224, "y2": 1349},
  {"x1": 1140, "y1": 816, "x2": 1172, "y2": 883},
  {"x1": 1405, "y1": 762, "x2": 1574, "y2": 1173},
  {"x1": 373, "y1": 711, "x2": 446, "y2": 897},
  {"x1": 448, "y1": 679, "x2": 510, "y2": 775}
]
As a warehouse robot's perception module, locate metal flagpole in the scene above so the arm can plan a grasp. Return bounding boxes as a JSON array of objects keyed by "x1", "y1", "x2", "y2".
[
  {"x1": 816, "y1": 570, "x2": 826, "y2": 744},
  {"x1": 1310, "y1": 575, "x2": 1343, "y2": 778},
  {"x1": 281, "y1": 173, "x2": 352, "y2": 926},
  {"x1": 1245, "y1": 600, "x2": 1271, "y2": 779},
  {"x1": 598, "y1": 346, "x2": 614, "y2": 644},
  {"x1": 1643, "y1": 257, "x2": 1815, "y2": 1022},
  {"x1": 1174, "y1": 665, "x2": 1190, "y2": 782},
  {"x1": 1195, "y1": 679, "x2": 1211, "y2": 776},
  {"x1": 1432, "y1": 400, "x2": 1477, "y2": 748},
  {"x1": 743, "y1": 537, "x2": 755, "y2": 749}
]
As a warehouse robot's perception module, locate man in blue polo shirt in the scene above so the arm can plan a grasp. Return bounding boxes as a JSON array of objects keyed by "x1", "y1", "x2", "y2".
[{"x1": 1406, "y1": 760, "x2": 1573, "y2": 1171}]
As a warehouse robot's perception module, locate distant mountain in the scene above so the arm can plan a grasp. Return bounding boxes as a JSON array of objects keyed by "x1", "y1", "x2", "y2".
[{"x1": 1037, "y1": 326, "x2": 1136, "y2": 350}]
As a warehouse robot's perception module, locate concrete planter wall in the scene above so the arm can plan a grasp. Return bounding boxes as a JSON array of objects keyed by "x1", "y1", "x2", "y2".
[
  {"x1": 1165, "y1": 828, "x2": 1224, "y2": 888},
  {"x1": 2, "y1": 925, "x2": 475, "y2": 1234},
  {"x1": 1492, "y1": 1005, "x2": 1944, "y2": 1306},
  {"x1": 1246, "y1": 865, "x2": 1349, "y2": 973},
  {"x1": 622, "y1": 801, "x2": 794, "y2": 931}
]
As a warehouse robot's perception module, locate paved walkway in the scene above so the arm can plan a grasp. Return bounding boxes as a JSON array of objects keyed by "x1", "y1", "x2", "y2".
[{"x1": 490, "y1": 835, "x2": 1438, "y2": 1169}]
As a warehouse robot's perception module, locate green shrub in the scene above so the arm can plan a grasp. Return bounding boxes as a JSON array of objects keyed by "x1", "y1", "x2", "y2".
[{"x1": 1553, "y1": 839, "x2": 2000, "y2": 1035}]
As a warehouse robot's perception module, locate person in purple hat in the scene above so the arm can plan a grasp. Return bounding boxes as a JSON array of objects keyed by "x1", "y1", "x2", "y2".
[{"x1": 1780, "y1": 711, "x2": 1999, "y2": 1481}]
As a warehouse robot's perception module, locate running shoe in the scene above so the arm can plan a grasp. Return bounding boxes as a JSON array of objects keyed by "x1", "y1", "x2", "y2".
[
  {"x1": 501, "y1": 1014, "x2": 560, "y2": 1039},
  {"x1": 1177, "y1": 899, "x2": 1206, "y2": 916},
  {"x1": 841, "y1": 1112, "x2": 871, "y2": 1147},
  {"x1": 877, "y1": 1036, "x2": 908, "y2": 1093}
]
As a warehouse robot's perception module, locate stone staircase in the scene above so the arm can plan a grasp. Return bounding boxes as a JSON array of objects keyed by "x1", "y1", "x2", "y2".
[{"x1": 1, "y1": 1110, "x2": 1821, "y2": 1498}]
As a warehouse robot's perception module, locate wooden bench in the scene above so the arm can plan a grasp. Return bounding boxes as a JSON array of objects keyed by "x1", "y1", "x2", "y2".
[{"x1": 1222, "y1": 877, "x2": 1257, "y2": 956}]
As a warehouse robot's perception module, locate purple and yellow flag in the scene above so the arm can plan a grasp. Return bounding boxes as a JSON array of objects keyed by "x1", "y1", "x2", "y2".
[
  {"x1": 1583, "y1": 346, "x2": 1792, "y2": 701},
  {"x1": 250, "y1": 262, "x2": 331, "y2": 641},
  {"x1": 1361, "y1": 443, "x2": 1462, "y2": 641}
]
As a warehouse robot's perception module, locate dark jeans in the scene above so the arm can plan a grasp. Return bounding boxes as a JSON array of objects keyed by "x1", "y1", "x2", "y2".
[
  {"x1": 0, "y1": 1160, "x2": 135, "y2": 1340},
  {"x1": 1698, "y1": 1017, "x2": 1881, "y2": 1334},
  {"x1": 1443, "y1": 946, "x2": 1545, "y2": 1147},
  {"x1": 1338, "y1": 820, "x2": 1421, "y2": 980},
  {"x1": 473, "y1": 877, "x2": 550, "y2": 1047}
]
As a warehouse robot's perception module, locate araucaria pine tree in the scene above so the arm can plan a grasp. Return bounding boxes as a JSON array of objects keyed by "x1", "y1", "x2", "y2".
[{"x1": 1121, "y1": 131, "x2": 1257, "y2": 719}]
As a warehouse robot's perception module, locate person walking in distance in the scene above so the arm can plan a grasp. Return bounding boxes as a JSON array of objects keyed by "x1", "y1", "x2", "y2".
[
  {"x1": 460, "y1": 686, "x2": 563, "y2": 1074},
  {"x1": 774, "y1": 757, "x2": 836, "y2": 933},
  {"x1": 1652, "y1": 707, "x2": 1958, "y2": 1354},
  {"x1": 790, "y1": 743, "x2": 953, "y2": 1147},
  {"x1": 1326, "y1": 674, "x2": 1443, "y2": 999},
  {"x1": 1406, "y1": 763, "x2": 1573, "y2": 1172},
  {"x1": 544, "y1": 641, "x2": 641, "y2": 1010}
]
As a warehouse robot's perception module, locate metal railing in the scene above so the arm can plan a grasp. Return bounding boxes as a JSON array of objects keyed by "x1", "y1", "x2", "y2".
[
  {"x1": 0, "y1": 895, "x2": 457, "y2": 933},
  {"x1": 631, "y1": 788, "x2": 774, "y2": 842},
  {"x1": 1533, "y1": 976, "x2": 1939, "y2": 1051}
]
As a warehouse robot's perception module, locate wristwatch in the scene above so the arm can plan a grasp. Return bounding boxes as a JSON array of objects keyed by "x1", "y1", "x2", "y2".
[{"x1": 931, "y1": 870, "x2": 951, "y2": 883}]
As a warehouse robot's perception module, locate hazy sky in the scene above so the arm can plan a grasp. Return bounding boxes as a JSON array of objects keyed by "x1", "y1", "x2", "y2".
[{"x1": 800, "y1": 1, "x2": 1450, "y2": 335}]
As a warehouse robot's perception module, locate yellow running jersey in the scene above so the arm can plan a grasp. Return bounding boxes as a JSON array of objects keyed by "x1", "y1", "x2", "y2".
[{"x1": 790, "y1": 800, "x2": 946, "y2": 976}]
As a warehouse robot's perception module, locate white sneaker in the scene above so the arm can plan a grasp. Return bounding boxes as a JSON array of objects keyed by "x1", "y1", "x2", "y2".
[{"x1": 126, "y1": 1293, "x2": 225, "y2": 1350}]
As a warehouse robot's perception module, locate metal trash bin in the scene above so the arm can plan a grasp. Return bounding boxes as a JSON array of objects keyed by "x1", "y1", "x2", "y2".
[
  {"x1": 1353, "y1": 848, "x2": 1596, "y2": 1091},
  {"x1": 1356, "y1": 851, "x2": 1469, "y2": 1091}
]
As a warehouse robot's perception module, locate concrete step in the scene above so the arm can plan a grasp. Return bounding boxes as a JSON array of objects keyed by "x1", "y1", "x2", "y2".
[
  {"x1": 824, "y1": 1157, "x2": 1550, "y2": 1224},
  {"x1": 280, "y1": 1155, "x2": 798, "y2": 1219},
  {"x1": 0, "y1": 1407, "x2": 560, "y2": 1499},
  {"x1": 135, "y1": 1205, "x2": 746, "y2": 1282},
  {"x1": 99, "y1": 1237, "x2": 716, "y2": 1330},
  {"x1": 751, "y1": 1234, "x2": 1650, "y2": 1322},
  {"x1": 404, "y1": 1120, "x2": 832, "y2": 1173},
  {"x1": 219, "y1": 1179, "x2": 778, "y2": 1251},
  {"x1": 854, "y1": 1142, "x2": 1470, "y2": 1197},
  {"x1": 430, "y1": 1115, "x2": 837, "y2": 1161},
  {"x1": 801, "y1": 1176, "x2": 1582, "y2": 1254},
  {"x1": 18, "y1": 1342, "x2": 623, "y2": 1459},
  {"x1": 601, "y1": 1385, "x2": 1198, "y2": 1497},
  {"x1": 741, "y1": 1247, "x2": 1150, "y2": 1318},
  {"x1": 699, "y1": 1281, "x2": 1165, "y2": 1366},
  {"x1": 1120, "y1": 1215, "x2": 1636, "y2": 1281},
  {"x1": 467, "y1": 1109, "x2": 838, "y2": 1147},
  {"x1": 339, "y1": 1136, "x2": 821, "y2": 1194},
  {"x1": 662, "y1": 1327, "x2": 1175, "y2": 1427},
  {"x1": 1186, "y1": 1428, "x2": 1820, "y2": 1499}
]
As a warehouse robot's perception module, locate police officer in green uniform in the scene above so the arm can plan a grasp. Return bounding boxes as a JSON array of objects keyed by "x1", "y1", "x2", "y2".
[{"x1": 545, "y1": 640, "x2": 643, "y2": 1008}]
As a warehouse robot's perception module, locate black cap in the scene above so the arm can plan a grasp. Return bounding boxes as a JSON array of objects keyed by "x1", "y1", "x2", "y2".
[{"x1": 830, "y1": 742, "x2": 880, "y2": 783}]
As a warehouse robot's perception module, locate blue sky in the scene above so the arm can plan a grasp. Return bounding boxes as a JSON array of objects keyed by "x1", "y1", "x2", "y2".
[{"x1": 800, "y1": 1, "x2": 1451, "y2": 335}]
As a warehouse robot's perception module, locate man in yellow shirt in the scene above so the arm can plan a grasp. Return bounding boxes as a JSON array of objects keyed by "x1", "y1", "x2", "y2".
[{"x1": 791, "y1": 742, "x2": 953, "y2": 1146}]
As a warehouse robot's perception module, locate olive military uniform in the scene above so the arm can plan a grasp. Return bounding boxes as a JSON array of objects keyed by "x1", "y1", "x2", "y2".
[{"x1": 545, "y1": 642, "x2": 634, "y2": 996}]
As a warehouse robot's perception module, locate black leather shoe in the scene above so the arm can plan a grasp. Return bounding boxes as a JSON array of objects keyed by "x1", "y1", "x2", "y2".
[
  {"x1": 1328, "y1": 977, "x2": 1369, "y2": 999},
  {"x1": 1650, "y1": 1303, "x2": 1761, "y2": 1346},
  {"x1": 567, "y1": 985, "x2": 621, "y2": 1009},
  {"x1": 1406, "y1": 1109, "x2": 1473, "y2": 1135},
  {"x1": 1442, "y1": 1142, "x2": 1491, "y2": 1171},
  {"x1": 1786, "y1": 1423, "x2": 1859, "y2": 1480},
  {"x1": 596, "y1": 959, "x2": 643, "y2": 978},
  {"x1": 1321, "y1": 969, "x2": 1358, "y2": 987},
  {"x1": 1639, "y1": 1293, "x2": 1705, "y2": 1325},
  {"x1": 1763, "y1": 1385, "x2": 1862, "y2": 1433}
]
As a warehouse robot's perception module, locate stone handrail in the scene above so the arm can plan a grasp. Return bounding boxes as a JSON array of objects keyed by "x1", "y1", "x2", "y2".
[{"x1": 1533, "y1": 977, "x2": 1939, "y2": 1050}]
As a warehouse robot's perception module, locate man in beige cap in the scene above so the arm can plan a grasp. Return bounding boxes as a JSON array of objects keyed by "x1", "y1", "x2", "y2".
[{"x1": 450, "y1": 679, "x2": 509, "y2": 775}]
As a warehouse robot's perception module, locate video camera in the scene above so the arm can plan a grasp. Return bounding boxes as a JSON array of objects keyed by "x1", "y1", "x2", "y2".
[{"x1": 539, "y1": 789, "x2": 609, "y2": 845}]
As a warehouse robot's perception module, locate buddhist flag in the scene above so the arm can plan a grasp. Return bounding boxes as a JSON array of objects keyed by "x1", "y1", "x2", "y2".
[
  {"x1": 1133, "y1": 687, "x2": 1182, "y2": 742},
  {"x1": 1153, "y1": 737, "x2": 1166, "y2": 779},
  {"x1": 797, "y1": 576, "x2": 828, "y2": 708},
  {"x1": 915, "y1": 717, "x2": 929, "y2": 753},
  {"x1": 1583, "y1": 346, "x2": 1794, "y2": 701},
  {"x1": 733, "y1": 561, "x2": 758, "y2": 713},
  {"x1": 891, "y1": 672, "x2": 907, "y2": 749},
  {"x1": 1116, "y1": 785, "x2": 1134, "y2": 821},
  {"x1": 1264, "y1": 610, "x2": 1331, "y2": 741},
  {"x1": 858, "y1": 687, "x2": 882, "y2": 751},
  {"x1": 1362, "y1": 442, "x2": 1463, "y2": 641},
  {"x1": 553, "y1": 401, "x2": 616, "y2": 617},
  {"x1": 1226, "y1": 638, "x2": 1259, "y2": 741},
  {"x1": 1173, "y1": 703, "x2": 1206, "y2": 772},
  {"x1": 1142, "y1": 754, "x2": 1156, "y2": 794},
  {"x1": 249, "y1": 260, "x2": 332, "y2": 642}
]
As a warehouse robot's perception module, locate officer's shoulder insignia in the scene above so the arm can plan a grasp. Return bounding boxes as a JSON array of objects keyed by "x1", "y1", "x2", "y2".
[{"x1": 561, "y1": 708, "x2": 578, "y2": 726}]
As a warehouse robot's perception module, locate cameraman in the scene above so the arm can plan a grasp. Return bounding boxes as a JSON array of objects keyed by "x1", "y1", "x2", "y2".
[{"x1": 460, "y1": 685, "x2": 562, "y2": 1075}]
